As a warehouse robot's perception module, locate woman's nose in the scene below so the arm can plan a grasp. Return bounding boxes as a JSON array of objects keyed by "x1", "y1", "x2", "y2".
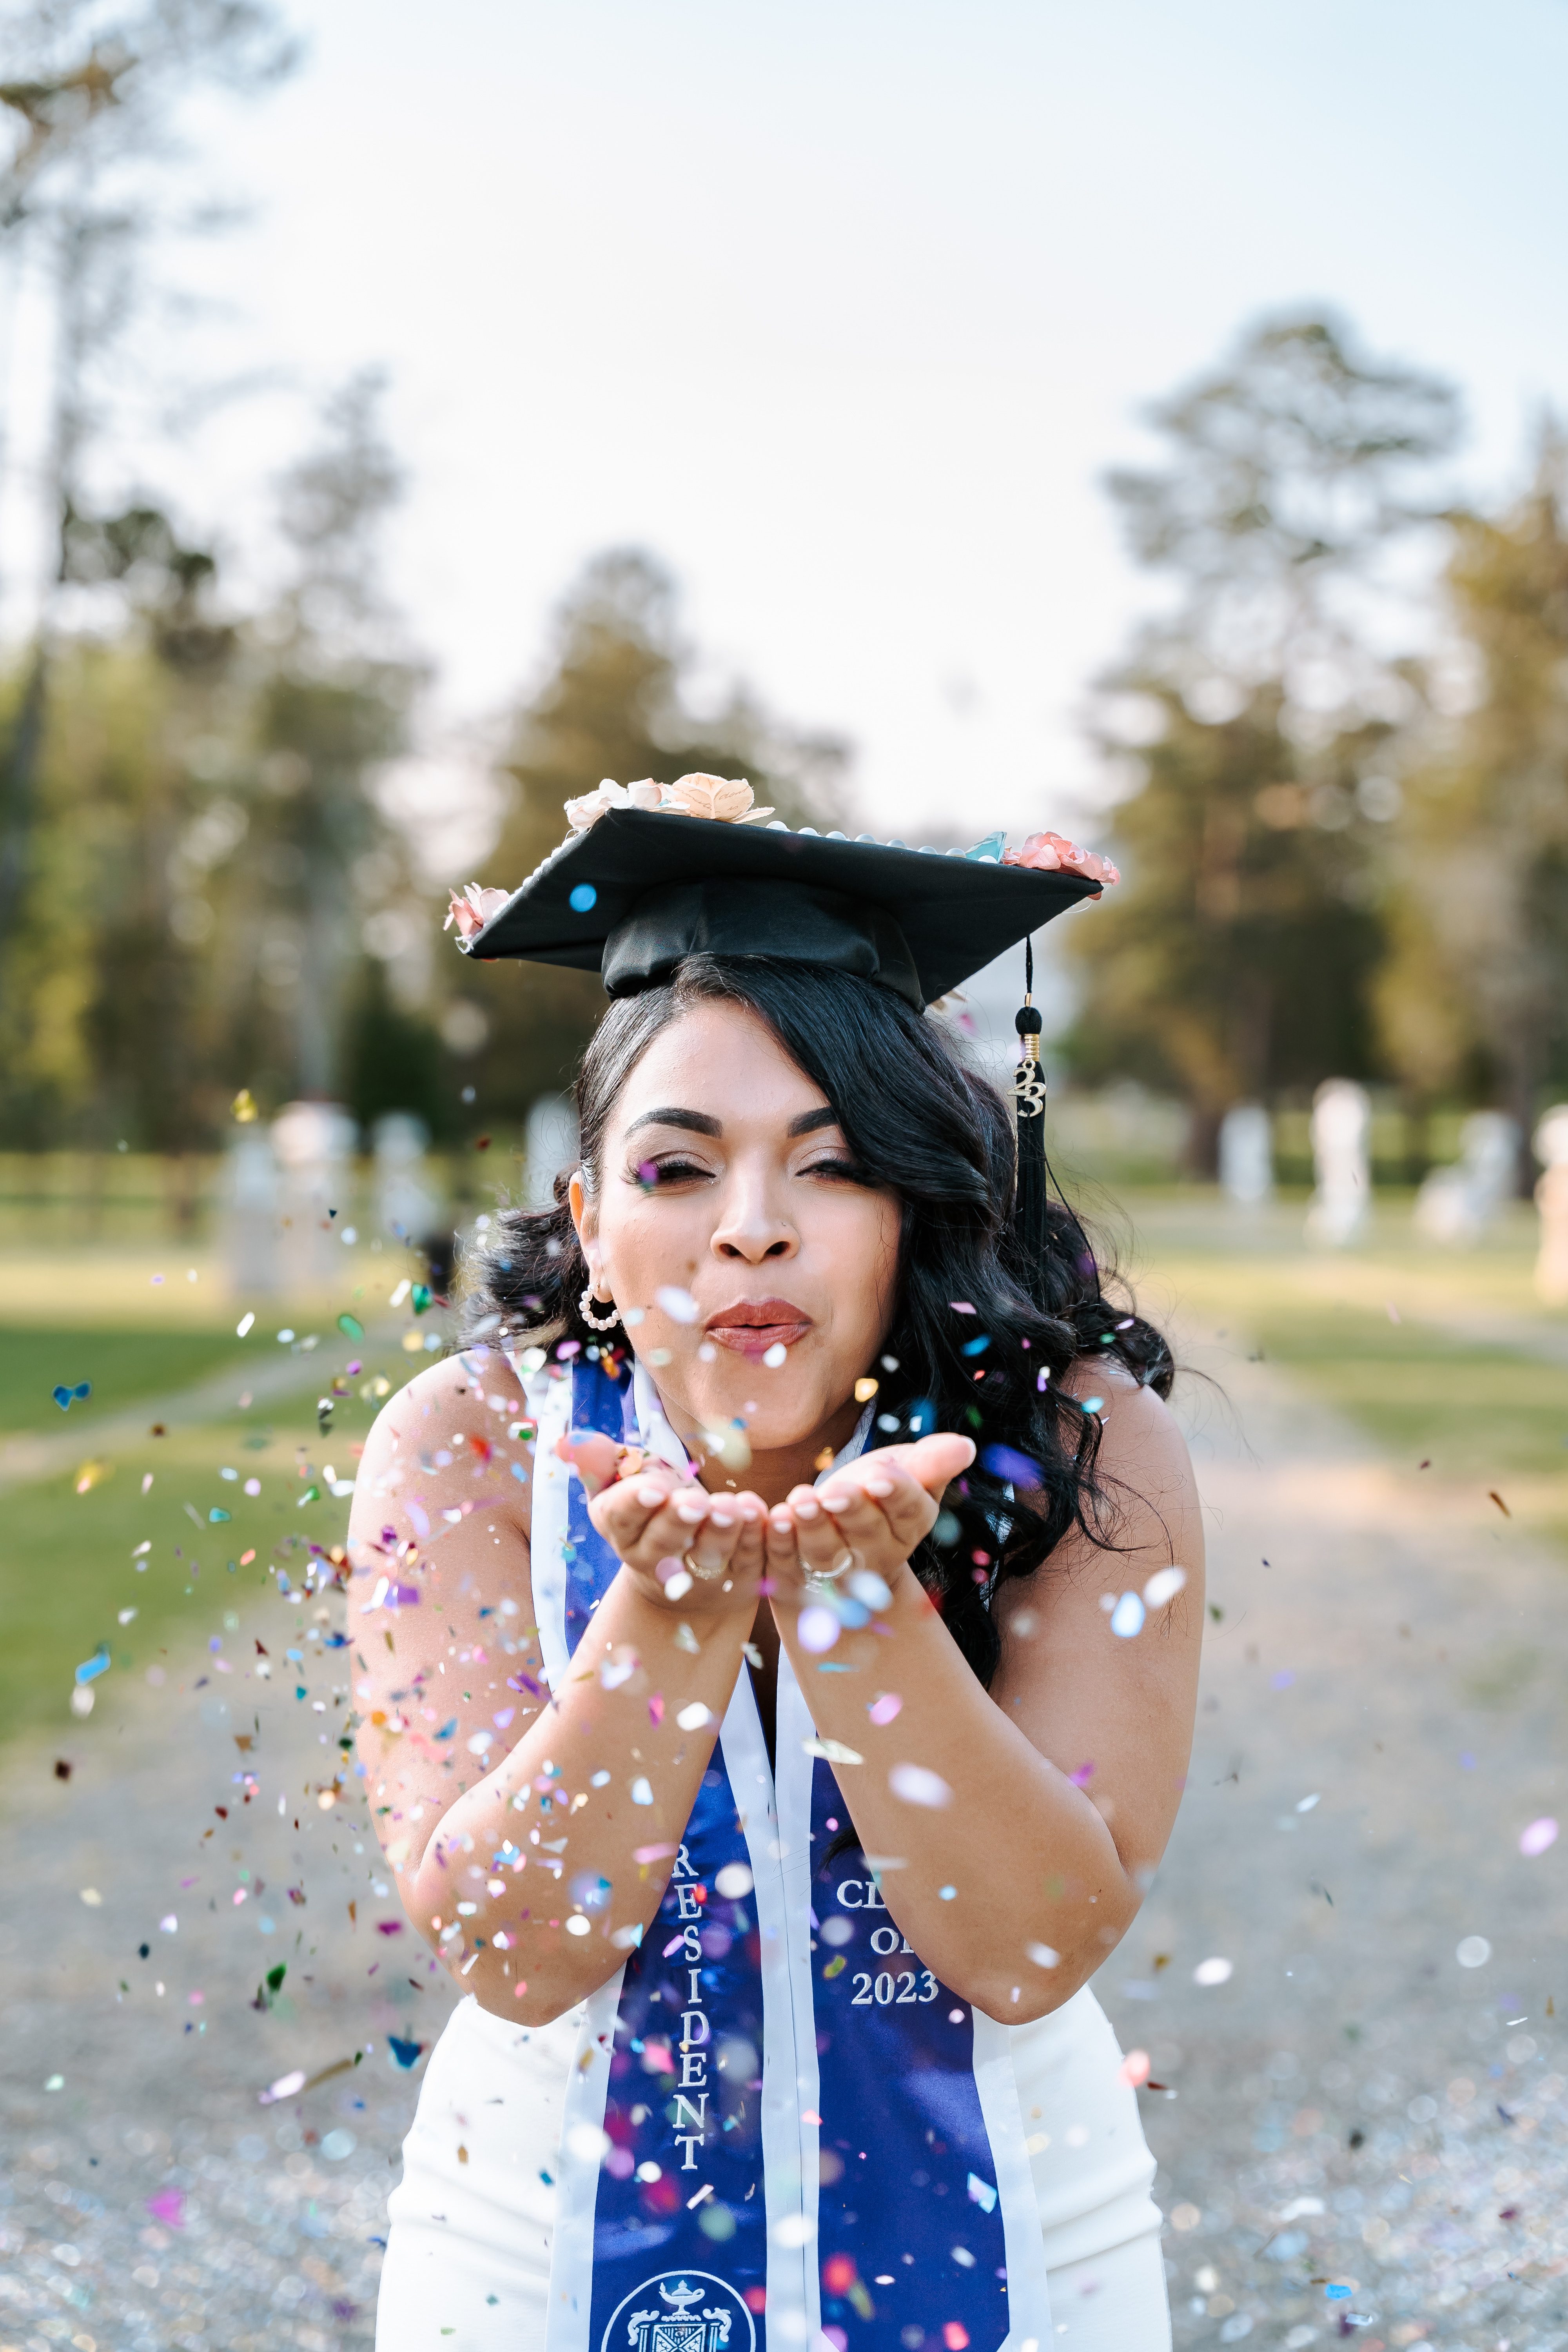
[{"x1": 710, "y1": 1167, "x2": 796, "y2": 1263}]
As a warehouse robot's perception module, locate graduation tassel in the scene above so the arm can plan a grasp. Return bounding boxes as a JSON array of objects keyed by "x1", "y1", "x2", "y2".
[{"x1": 1013, "y1": 934, "x2": 1049, "y2": 1303}]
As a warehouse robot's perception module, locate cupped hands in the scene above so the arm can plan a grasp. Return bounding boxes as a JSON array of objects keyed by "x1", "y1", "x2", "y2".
[{"x1": 583, "y1": 1429, "x2": 975, "y2": 1620}]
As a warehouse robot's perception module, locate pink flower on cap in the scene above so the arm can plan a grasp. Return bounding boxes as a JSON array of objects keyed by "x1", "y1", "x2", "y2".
[
  {"x1": 445, "y1": 883, "x2": 512, "y2": 940},
  {"x1": 1003, "y1": 830, "x2": 1120, "y2": 888}
]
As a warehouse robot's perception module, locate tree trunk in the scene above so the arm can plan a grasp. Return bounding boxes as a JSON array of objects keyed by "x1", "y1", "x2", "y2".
[
  {"x1": 1186, "y1": 1101, "x2": 1222, "y2": 1181},
  {"x1": 0, "y1": 640, "x2": 50, "y2": 989}
]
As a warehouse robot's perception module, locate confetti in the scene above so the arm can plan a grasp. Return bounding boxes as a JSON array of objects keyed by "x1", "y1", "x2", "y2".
[
  {"x1": 867, "y1": 1692, "x2": 902, "y2": 1726},
  {"x1": 1142, "y1": 1565, "x2": 1187, "y2": 1608},
  {"x1": 1193, "y1": 1955, "x2": 1233, "y2": 1985},
  {"x1": 797, "y1": 1605, "x2": 840, "y2": 1653},
  {"x1": 655, "y1": 1285, "x2": 700, "y2": 1325},
  {"x1": 802, "y1": 1735, "x2": 864, "y2": 1766},
  {"x1": 52, "y1": 1380, "x2": 91, "y2": 1410},
  {"x1": 1519, "y1": 1816, "x2": 1559, "y2": 1857},
  {"x1": 980, "y1": 1441, "x2": 1040, "y2": 1485},
  {"x1": 889, "y1": 1761, "x2": 951, "y2": 1808},
  {"x1": 1109, "y1": 1591, "x2": 1145, "y2": 1638},
  {"x1": 1456, "y1": 1935, "x2": 1492, "y2": 1967}
]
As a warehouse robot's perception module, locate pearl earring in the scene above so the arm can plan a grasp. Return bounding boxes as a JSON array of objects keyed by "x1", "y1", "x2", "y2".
[{"x1": 578, "y1": 1283, "x2": 620, "y2": 1333}]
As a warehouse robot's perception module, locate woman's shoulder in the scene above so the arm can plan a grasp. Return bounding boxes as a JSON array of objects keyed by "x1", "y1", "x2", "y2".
[
  {"x1": 1058, "y1": 1353, "x2": 1198, "y2": 1516},
  {"x1": 353, "y1": 1349, "x2": 535, "y2": 1539}
]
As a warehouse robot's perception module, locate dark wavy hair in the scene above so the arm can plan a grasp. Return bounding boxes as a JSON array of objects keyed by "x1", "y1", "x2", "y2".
[{"x1": 461, "y1": 955, "x2": 1174, "y2": 1690}]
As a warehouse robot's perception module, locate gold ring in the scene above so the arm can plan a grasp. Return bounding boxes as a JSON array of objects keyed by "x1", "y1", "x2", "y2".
[{"x1": 683, "y1": 1547, "x2": 727, "y2": 1583}]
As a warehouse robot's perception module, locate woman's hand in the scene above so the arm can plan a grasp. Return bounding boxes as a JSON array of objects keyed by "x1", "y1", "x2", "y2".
[
  {"x1": 765, "y1": 1431, "x2": 974, "y2": 1600},
  {"x1": 586, "y1": 1457, "x2": 768, "y2": 1617}
]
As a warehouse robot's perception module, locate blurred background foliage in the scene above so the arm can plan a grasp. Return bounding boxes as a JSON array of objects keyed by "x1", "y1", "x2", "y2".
[
  {"x1": 1065, "y1": 316, "x2": 1568, "y2": 1180},
  {"x1": 2, "y1": 14, "x2": 1568, "y2": 1188}
]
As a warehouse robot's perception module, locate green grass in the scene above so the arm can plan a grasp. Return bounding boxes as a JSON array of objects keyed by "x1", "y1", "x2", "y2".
[
  {"x1": 1238, "y1": 1297, "x2": 1568, "y2": 1483},
  {"x1": 1126, "y1": 1200, "x2": 1568, "y2": 1524},
  {"x1": 0, "y1": 1356, "x2": 395, "y2": 1749},
  {"x1": 0, "y1": 1324, "x2": 254, "y2": 1438}
]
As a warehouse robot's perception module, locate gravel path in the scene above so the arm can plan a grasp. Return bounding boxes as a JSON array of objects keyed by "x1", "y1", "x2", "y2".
[
  {"x1": 1, "y1": 1338, "x2": 1564, "y2": 2352},
  {"x1": 1104, "y1": 1332, "x2": 1568, "y2": 2352},
  {"x1": 0, "y1": 1592, "x2": 459, "y2": 2350}
]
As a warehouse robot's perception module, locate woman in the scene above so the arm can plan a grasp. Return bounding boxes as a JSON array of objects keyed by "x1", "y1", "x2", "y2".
[{"x1": 353, "y1": 779, "x2": 1204, "y2": 2352}]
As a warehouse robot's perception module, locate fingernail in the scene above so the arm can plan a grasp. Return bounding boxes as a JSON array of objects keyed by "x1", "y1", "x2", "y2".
[
  {"x1": 864, "y1": 1478, "x2": 894, "y2": 1497},
  {"x1": 710, "y1": 1510, "x2": 735, "y2": 1529},
  {"x1": 819, "y1": 1490, "x2": 849, "y2": 1510},
  {"x1": 771, "y1": 1512, "x2": 793, "y2": 1533},
  {"x1": 635, "y1": 1483, "x2": 665, "y2": 1505},
  {"x1": 674, "y1": 1501, "x2": 707, "y2": 1524},
  {"x1": 795, "y1": 1500, "x2": 820, "y2": 1520}
]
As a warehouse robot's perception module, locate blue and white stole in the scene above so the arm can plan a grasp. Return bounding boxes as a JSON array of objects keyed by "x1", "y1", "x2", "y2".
[{"x1": 525, "y1": 1354, "x2": 1052, "y2": 2352}]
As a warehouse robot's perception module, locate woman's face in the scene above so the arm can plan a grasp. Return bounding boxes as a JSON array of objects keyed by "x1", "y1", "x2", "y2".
[{"x1": 571, "y1": 1000, "x2": 902, "y2": 1463}]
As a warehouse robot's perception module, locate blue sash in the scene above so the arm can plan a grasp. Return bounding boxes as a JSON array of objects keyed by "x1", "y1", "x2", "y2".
[{"x1": 526, "y1": 1356, "x2": 1051, "y2": 2352}]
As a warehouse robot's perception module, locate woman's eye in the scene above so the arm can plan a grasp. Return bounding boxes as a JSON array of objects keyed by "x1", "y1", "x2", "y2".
[
  {"x1": 630, "y1": 1156, "x2": 710, "y2": 1187},
  {"x1": 803, "y1": 1155, "x2": 864, "y2": 1182}
]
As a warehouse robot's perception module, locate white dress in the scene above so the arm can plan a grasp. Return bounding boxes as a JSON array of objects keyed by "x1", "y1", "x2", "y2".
[
  {"x1": 377, "y1": 1985, "x2": 1169, "y2": 2350},
  {"x1": 375, "y1": 1363, "x2": 1171, "y2": 2352}
]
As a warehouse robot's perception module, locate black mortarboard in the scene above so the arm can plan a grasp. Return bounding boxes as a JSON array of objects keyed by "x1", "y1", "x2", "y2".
[{"x1": 458, "y1": 806, "x2": 1102, "y2": 1011}]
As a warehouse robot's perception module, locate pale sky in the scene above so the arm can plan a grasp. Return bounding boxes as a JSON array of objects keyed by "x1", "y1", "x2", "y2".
[{"x1": 13, "y1": 0, "x2": 1568, "y2": 858}]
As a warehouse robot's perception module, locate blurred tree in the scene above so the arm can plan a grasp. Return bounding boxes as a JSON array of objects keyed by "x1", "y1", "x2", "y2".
[
  {"x1": 0, "y1": 506, "x2": 249, "y2": 1150},
  {"x1": 0, "y1": 0, "x2": 296, "y2": 1003},
  {"x1": 343, "y1": 955, "x2": 445, "y2": 1138},
  {"x1": 1376, "y1": 430, "x2": 1568, "y2": 1187},
  {"x1": 1068, "y1": 314, "x2": 1459, "y2": 1170},
  {"x1": 0, "y1": 381, "x2": 434, "y2": 1151},
  {"x1": 1067, "y1": 683, "x2": 1391, "y2": 1163},
  {"x1": 454, "y1": 549, "x2": 851, "y2": 1125},
  {"x1": 213, "y1": 373, "x2": 428, "y2": 1115}
]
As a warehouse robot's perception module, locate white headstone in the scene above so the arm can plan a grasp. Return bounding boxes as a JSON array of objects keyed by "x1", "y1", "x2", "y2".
[
  {"x1": 1533, "y1": 1104, "x2": 1568, "y2": 1303},
  {"x1": 222, "y1": 1129, "x2": 280, "y2": 1295},
  {"x1": 1219, "y1": 1103, "x2": 1274, "y2": 1206},
  {"x1": 1305, "y1": 1078, "x2": 1371, "y2": 1247},
  {"x1": 373, "y1": 1111, "x2": 441, "y2": 1247},
  {"x1": 1414, "y1": 1111, "x2": 1519, "y2": 1245},
  {"x1": 271, "y1": 1101, "x2": 358, "y2": 1292},
  {"x1": 523, "y1": 1093, "x2": 579, "y2": 1210}
]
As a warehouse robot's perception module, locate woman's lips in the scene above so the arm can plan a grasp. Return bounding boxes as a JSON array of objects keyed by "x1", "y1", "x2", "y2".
[{"x1": 705, "y1": 1300, "x2": 814, "y2": 1357}]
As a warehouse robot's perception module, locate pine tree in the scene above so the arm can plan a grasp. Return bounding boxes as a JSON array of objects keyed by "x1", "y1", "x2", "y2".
[
  {"x1": 1067, "y1": 314, "x2": 1458, "y2": 1170},
  {"x1": 1377, "y1": 429, "x2": 1568, "y2": 1184}
]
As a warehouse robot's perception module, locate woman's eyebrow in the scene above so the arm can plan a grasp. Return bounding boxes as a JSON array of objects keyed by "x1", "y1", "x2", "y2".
[
  {"x1": 624, "y1": 1107, "x2": 722, "y2": 1139},
  {"x1": 787, "y1": 1105, "x2": 840, "y2": 1137}
]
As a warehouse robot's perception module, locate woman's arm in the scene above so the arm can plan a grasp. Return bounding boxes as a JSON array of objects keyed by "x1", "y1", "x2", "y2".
[
  {"x1": 764, "y1": 1367, "x2": 1205, "y2": 2022},
  {"x1": 350, "y1": 1358, "x2": 774, "y2": 2024}
]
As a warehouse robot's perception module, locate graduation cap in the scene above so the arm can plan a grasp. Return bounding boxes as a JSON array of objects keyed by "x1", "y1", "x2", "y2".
[
  {"x1": 451, "y1": 781, "x2": 1118, "y2": 1297},
  {"x1": 456, "y1": 803, "x2": 1105, "y2": 1010}
]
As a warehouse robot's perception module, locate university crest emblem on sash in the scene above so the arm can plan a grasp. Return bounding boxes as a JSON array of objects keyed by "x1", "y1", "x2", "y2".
[{"x1": 604, "y1": 2271, "x2": 754, "y2": 2352}]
